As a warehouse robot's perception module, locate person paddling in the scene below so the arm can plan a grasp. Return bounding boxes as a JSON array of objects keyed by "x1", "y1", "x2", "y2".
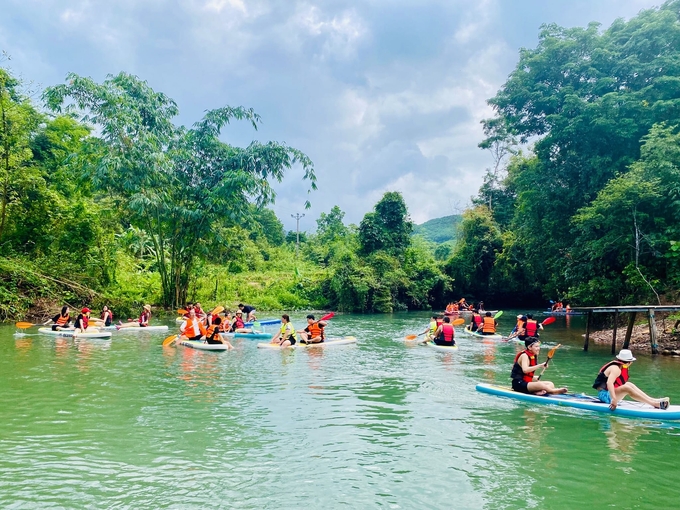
[
  {"x1": 518, "y1": 314, "x2": 542, "y2": 341},
  {"x1": 177, "y1": 308, "x2": 207, "y2": 343},
  {"x1": 45, "y1": 306, "x2": 71, "y2": 331},
  {"x1": 205, "y1": 317, "x2": 233, "y2": 349},
  {"x1": 511, "y1": 338, "x2": 568, "y2": 395},
  {"x1": 593, "y1": 349, "x2": 670, "y2": 410},
  {"x1": 423, "y1": 315, "x2": 439, "y2": 340},
  {"x1": 299, "y1": 314, "x2": 327, "y2": 344},
  {"x1": 433, "y1": 316, "x2": 456, "y2": 346},
  {"x1": 480, "y1": 311, "x2": 497, "y2": 335}
]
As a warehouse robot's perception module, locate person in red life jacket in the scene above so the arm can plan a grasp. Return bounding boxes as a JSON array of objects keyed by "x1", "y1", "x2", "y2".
[
  {"x1": 117, "y1": 304, "x2": 152, "y2": 329},
  {"x1": 178, "y1": 308, "x2": 208, "y2": 343},
  {"x1": 511, "y1": 338, "x2": 568, "y2": 395},
  {"x1": 100, "y1": 306, "x2": 113, "y2": 327},
  {"x1": 433, "y1": 316, "x2": 456, "y2": 346},
  {"x1": 480, "y1": 312, "x2": 497, "y2": 335},
  {"x1": 518, "y1": 314, "x2": 542, "y2": 341},
  {"x1": 193, "y1": 303, "x2": 206, "y2": 319},
  {"x1": 45, "y1": 306, "x2": 71, "y2": 331},
  {"x1": 470, "y1": 310, "x2": 483, "y2": 331},
  {"x1": 593, "y1": 349, "x2": 670, "y2": 410},
  {"x1": 299, "y1": 314, "x2": 328, "y2": 344},
  {"x1": 73, "y1": 308, "x2": 92, "y2": 336},
  {"x1": 230, "y1": 311, "x2": 250, "y2": 333}
]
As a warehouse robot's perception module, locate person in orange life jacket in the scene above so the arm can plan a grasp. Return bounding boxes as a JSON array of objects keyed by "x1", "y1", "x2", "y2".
[
  {"x1": 271, "y1": 314, "x2": 297, "y2": 347},
  {"x1": 178, "y1": 308, "x2": 208, "y2": 342},
  {"x1": 511, "y1": 338, "x2": 568, "y2": 395},
  {"x1": 508, "y1": 314, "x2": 524, "y2": 337},
  {"x1": 433, "y1": 316, "x2": 456, "y2": 346},
  {"x1": 220, "y1": 312, "x2": 232, "y2": 332},
  {"x1": 117, "y1": 304, "x2": 152, "y2": 329},
  {"x1": 299, "y1": 314, "x2": 328, "y2": 344},
  {"x1": 593, "y1": 349, "x2": 669, "y2": 410},
  {"x1": 45, "y1": 306, "x2": 71, "y2": 331},
  {"x1": 73, "y1": 308, "x2": 92, "y2": 336},
  {"x1": 518, "y1": 314, "x2": 542, "y2": 341},
  {"x1": 480, "y1": 312, "x2": 497, "y2": 335},
  {"x1": 423, "y1": 315, "x2": 439, "y2": 339},
  {"x1": 470, "y1": 310, "x2": 483, "y2": 331},
  {"x1": 204, "y1": 317, "x2": 234, "y2": 349}
]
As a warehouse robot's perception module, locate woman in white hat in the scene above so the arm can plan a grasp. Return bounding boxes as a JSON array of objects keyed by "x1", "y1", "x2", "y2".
[
  {"x1": 593, "y1": 349, "x2": 670, "y2": 410},
  {"x1": 117, "y1": 304, "x2": 152, "y2": 329}
]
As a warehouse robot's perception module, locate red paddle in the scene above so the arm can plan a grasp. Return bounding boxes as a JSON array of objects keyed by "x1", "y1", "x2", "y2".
[
  {"x1": 319, "y1": 312, "x2": 334, "y2": 322},
  {"x1": 541, "y1": 317, "x2": 556, "y2": 326}
]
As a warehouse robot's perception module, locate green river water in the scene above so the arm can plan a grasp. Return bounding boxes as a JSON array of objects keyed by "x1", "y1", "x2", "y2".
[{"x1": 1, "y1": 311, "x2": 679, "y2": 509}]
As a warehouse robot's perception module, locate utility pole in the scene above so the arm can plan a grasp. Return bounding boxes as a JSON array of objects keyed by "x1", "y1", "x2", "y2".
[{"x1": 291, "y1": 213, "x2": 305, "y2": 258}]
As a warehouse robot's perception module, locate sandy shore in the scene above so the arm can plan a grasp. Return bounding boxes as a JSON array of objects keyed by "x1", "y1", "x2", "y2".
[{"x1": 587, "y1": 319, "x2": 680, "y2": 355}]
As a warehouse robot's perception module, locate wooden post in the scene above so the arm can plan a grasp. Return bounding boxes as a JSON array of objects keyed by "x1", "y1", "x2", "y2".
[
  {"x1": 611, "y1": 310, "x2": 618, "y2": 355},
  {"x1": 649, "y1": 309, "x2": 658, "y2": 355},
  {"x1": 584, "y1": 311, "x2": 592, "y2": 351},
  {"x1": 622, "y1": 312, "x2": 636, "y2": 350}
]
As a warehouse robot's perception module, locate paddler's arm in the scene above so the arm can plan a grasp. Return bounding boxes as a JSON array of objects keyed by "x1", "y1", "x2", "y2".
[
  {"x1": 605, "y1": 366, "x2": 621, "y2": 410},
  {"x1": 519, "y1": 354, "x2": 547, "y2": 375}
]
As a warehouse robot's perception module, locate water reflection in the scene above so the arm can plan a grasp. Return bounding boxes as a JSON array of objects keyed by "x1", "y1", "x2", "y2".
[{"x1": 600, "y1": 418, "x2": 650, "y2": 463}]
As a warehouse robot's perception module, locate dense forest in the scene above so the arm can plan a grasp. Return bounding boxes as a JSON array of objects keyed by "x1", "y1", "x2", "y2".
[{"x1": 1, "y1": 1, "x2": 680, "y2": 319}]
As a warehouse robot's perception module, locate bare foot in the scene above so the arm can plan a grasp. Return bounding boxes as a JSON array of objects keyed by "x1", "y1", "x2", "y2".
[
  {"x1": 553, "y1": 387, "x2": 568, "y2": 394},
  {"x1": 534, "y1": 390, "x2": 548, "y2": 396}
]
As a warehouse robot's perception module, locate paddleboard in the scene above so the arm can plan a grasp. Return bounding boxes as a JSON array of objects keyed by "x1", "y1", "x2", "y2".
[
  {"x1": 244, "y1": 318, "x2": 281, "y2": 327},
  {"x1": 38, "y1": 328, "x2": 112, "y2": 339},
  {"x1": 476, "y1": 383, "x2": 680, "y2": 420},
  {"x1": 424, "y1": 341, "x2": 458, "y2": 352},
  {"x1": 180, "y1": 340, "x2": 229, "y2": 351},
  {"x1": 221, "y1": 331, "x2": 272, "y2": 340},
  {"x1": 464, "y1": 325, "x2": 503, "y2": 340},
  {"x1": 101, "y1": 325, "x2": 169, "y2": 332},
  {"x1": 257, "y1": 336, "x2": 357, "y2": 350}
]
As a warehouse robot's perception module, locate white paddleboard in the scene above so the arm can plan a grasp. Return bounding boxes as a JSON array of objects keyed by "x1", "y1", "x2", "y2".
[{"x1": 257, "y1": 336, "x2": 357, "y2": 350}]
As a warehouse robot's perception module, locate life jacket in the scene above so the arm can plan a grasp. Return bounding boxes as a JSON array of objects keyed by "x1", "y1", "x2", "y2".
[
  {"x1": 482, "y1": 316, "x2": 496, "y2": 333},
  {"x1": 101, "y1": 310, "x2": 113, "y2": 321},
  {"x1": 220, "y1": 319, "x2": 231, "y2": 332},
  {"x1": 511, "y1": 350, "x2": 537, "y2": 383},
  {"x1": 525, "y1": 319, "x2": 538, "y2": 337},
  {"x1": 207, "y1": 324, "x2": 221, "y2": 341},
  {"x1": 452, "y1": 304, "x2": 459, "y2": 311},
  {"x1": 139, "y1": 311, "x2": 150, "y2": 325},
  {"x1": 279, "y1": 322, "x2": 297, "y2": 340},
  {"x1": 429, "y1": 320, "x2": 438, "y2": 333},
  {"x1": 445, "y1": 305, "x2": 454, "y2": 313},
  {"x1": 56, "y1": 314, "x2": 70, "y2": 326},
  {"x1": 441, "y1": 324, "x2": 454, "y2": 342},
  {"x1": 473, "y1": 314, "x2": 482, "y2": 325},
  {"x1": 182, "y1": 317, "x2": 206, "y2": 337},
  {"x1": 516, "y1": 319, "x2": 523, "y2": 330},
  {"x1": 233, "y1": 317, "x2": 244, "y2": 329},
  {"x1": 592, "y1": 361, "x2": 629, "y2": 390},
  {"x1": 307, "y1": 322, "x2": 324, "y2": 339}
]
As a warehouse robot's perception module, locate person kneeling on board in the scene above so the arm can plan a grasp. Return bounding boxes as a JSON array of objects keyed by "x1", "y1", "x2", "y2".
[
  {"x1": 593, "y1": 349, "x2": 669, "y2": 410},
  {"x1": 299, "y1": 314, "x2": 327, "y2": 344},
  {"x1": 270, "y1": 314, "x2": 297, "y2": 347},
  {"x1": 433, "y1": 316, "x2": 455, "y2": 346},
  {"x1": 480, "y1": 312, "x2": 497, "y2": 336},
  {"x1": 178, "y1": 308, "x2": 207, "y2": 343},
  {"x1": 205, "y1": 317, "x2": 233, "y2": 349},
  {"x1": 511, "y1": 339, "x2": 567, "y2": 395}
]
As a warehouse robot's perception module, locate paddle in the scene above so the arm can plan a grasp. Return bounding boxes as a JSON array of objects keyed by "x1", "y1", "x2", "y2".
[
  {"x1": 319, "y1": 312, "x2": 334, "y2": 322},
  {"x1": 405, "y1": 318, "x2": 464, "y2": 341},
  {"x1": 541, "y1": 316, "x2": 556, "y2": 326},
  {"x1": 162, "y1": 334, "x2": 179, "y2": 347},
  {"x1": 537, "y1": 343, "x2": 561, "y2": 380},
  {"x1": 210, "y1": 305, "x2": 224, "y2": 316},
  {"x1": 15, "y1": 322, "x2": 39, "y2": 329},
  {"x1": 177, "y1": 309, "x2": 187, "y2": 315},
  {"x1": 494, "y1": 311, "x2": 503, "y2": 319}
]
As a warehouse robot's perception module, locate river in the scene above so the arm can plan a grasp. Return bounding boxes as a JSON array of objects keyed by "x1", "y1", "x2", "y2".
[{"x1": 1, "y1": 311, "x2": 679, "y2": 509}]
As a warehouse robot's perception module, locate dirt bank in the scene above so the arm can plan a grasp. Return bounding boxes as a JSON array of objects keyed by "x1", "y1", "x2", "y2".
[{"x1": 588, "y1": 318, "x2": 680, "y2": 356}]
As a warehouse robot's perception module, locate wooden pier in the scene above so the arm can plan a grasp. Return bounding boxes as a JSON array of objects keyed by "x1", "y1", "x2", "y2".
[{"x1": 572, "y1": 305, "x2": 680, "y2": 355}]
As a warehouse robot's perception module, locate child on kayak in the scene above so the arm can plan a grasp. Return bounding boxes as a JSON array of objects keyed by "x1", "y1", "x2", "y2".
[
  {"x1": 511, "y1": 338, "x2": 568, "y2": 395},
  {"x1": 593, "y1": 349, "x2": 670, "y2": 410}
]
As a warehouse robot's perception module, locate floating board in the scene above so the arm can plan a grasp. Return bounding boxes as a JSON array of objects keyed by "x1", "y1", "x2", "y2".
[
  {"x1": 257, "y1": 336, "x2": 357, "y2": 350},
  {"x1": 544, "y1": 310, "x2": 586, "y2": 316},
  {"x1": 38, "y1": 328, "x2": 112, "y2": 339},
  {"x1": 464, "y1": 325, "x2": 503, "y2": 340},
  {"x1": 476, "y1": 383, "x2": 680, "y2": 420},
  {"x1": 180, "y1": 340, "x2": 229, "y2": 351},
  {"x1": 244, "y1": 319, "x2": 281, "y2": 327},
  {"x1": 221, "y1": 331, "x2": 272, "y2": 340},
  {"x1": 424, "y1": 342, "x2": 458, "y2": 352},
  {"x1": 100, "y1": 325, "x2": 169, "y2": 332}
]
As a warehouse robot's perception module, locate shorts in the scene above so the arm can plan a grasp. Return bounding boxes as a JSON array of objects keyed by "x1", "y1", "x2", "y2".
[
  {"x1": 597, "y1": 389, "x2": 611, "y2": 403},
  {"x1": 433, "y1": 338, "x2": 455, "y2": 346},
  {"x1": 139, "y1": 323, "x2": 148, "y2": 327},
  {"x1": 188, "y1": 334, "x2": 203, "y2": 341},
  {"x1": 104, "y1": 318, "x2": 111, "y2": 327},
  {"x1": 512, "y1": 379, "x2": 530, "y2": 394},
  {"x1": 481, "y1": 331, "x2": 495, "y2": 336},
  {"x1": 206, "y1": 337, "x2": 223, "y2": 345},
  {"x1": 287, "y1": 337, "x2": 296, "y2": 346}
]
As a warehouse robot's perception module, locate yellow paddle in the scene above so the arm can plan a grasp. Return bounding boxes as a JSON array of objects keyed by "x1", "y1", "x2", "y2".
[
  {"x1": 405, "y1": 318, "x2": 464, "y2": 340},
  {"x1": 162, "y1": 334, "x2": 179, "y2": 347},
  {"x1": 209, "y1": 305, "x2": 224, "y2": 316},
  {"x1": 537, "y1": 344, "x2": 561, "y2": 380},
  {"x1": 177, "y1": 309, "x2": 188, "y2": 315},
  {"x1": 15, "y1": 322, "x2": 39, "y2": 329}
]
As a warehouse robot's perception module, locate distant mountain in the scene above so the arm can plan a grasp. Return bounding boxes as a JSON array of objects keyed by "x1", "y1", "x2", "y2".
[{"x1": 412, "y1": 215, "x2": 462, "y2": 244}]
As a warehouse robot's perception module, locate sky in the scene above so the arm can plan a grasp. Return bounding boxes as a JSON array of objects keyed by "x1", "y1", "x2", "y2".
[{"x1": 0, "y1": 0, "x2": 662, "y2": 232}]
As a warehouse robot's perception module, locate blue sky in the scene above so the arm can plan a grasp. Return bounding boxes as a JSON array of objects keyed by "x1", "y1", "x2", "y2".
[{"x1": 0, "y1": 0, "x2": 661, "y2": 231}]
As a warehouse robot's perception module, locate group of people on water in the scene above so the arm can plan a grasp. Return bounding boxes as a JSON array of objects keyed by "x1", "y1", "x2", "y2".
[
  {"x1": 45, "y1": 304, "x2": 152, "y2": 334},
  {"x1": 444, "y1": 298, "x2": 487, "y2": 313}
]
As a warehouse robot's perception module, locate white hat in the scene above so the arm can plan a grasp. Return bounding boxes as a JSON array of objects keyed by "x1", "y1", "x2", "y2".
[
  {"x1": 616, "y1": 349, "x2": 636, "y2": 362},
  {"x1": 517, "y1": 314, "x2": 523, "y2": 319}
]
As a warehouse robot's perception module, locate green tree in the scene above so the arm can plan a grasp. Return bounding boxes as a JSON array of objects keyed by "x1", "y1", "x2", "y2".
[
  {"x1": 44, "y1": 72, "x2": 315, "y2": 306},
  {"x1": 316, "y1": 205, "x2": 348, "y2": 243},
  {"x1": 359, "y1": 191, "x2": 412, "y2": 255}
]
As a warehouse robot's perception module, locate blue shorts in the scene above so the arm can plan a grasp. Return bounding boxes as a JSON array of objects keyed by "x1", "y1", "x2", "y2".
[{"x1": 598, "y1": 389, "x2": 611, "y2": 403}]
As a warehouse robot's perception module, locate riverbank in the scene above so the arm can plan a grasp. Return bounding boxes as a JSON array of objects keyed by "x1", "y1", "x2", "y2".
[{"x1": 588, "y1": 318, "x2": 680, "y2": 355}]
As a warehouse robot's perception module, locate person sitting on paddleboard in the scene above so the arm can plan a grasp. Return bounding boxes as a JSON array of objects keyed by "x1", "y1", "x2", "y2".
[
  {"x1": 518, "y1": 314, "x2": 542, "y2": 341},
  {"x1": 470, "y1": 310, "x2": 483, "y2": 332},
  {"x1": 230, "y1": 311, "x2": 251, "y2": 333},
  {"x1": 511, "y1": 338, "x2": 568, "y2": 395},
  {"x1": 117, "y1": 305, "x2": 151, "y2": 329},
  {"x1": 271, "y1": 314, "x2": 297, "y2": 347},
  {"x1": 204, "y1": 317, "x2": 234, "y2": 349},
  {"x1": 433, "y1": 316, "x2": 455, "y2": 346},
  {"x1": 45, "y1": 306, "x2": 71, "y2": 331},
  {"x1": 593, "y1": 349, "x2": 669, "y2": 410},
  {"x1": 299, "y1": 314, "x2": 327, "y2": 344},
  {"x1": 178, "y1": 308, "x2": 207, "y2": 343},
  {"x1": 73, "y1": 308, "x2": 92, "y2": 335},
  {"x1": 100, "y1": 306, "x2": 113, "y2": 327},
  {"x1": 422, "y1": 315, "x2": 439, "y2": 339},
  {"x1": 480, "y1": 312, "x2": 497, "y2": 336}
]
